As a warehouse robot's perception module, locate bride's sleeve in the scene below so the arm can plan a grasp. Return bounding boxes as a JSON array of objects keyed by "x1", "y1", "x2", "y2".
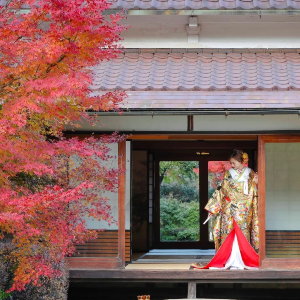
[
  {"x1": 250, "y1": 170, "x2": 259, "y2": 252},
  {"x1": 251, "y1": 192, "x2": 259, "y2": 252},
  {"x1": 204, "y1": 171, "x2": 229, "y2": 215},
  {"x1": 205, "y1": 189, "x2": 223, "y2": 215}
]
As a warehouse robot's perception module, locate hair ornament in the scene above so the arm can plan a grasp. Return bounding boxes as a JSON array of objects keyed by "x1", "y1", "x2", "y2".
[{"x1": 243, "y1": 152, "x2": 249, "y2": 163}]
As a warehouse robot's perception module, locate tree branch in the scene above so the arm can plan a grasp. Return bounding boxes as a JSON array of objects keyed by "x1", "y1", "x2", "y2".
[{"x1": 45, "y1": 54, "x2": 66, "y2": 74}]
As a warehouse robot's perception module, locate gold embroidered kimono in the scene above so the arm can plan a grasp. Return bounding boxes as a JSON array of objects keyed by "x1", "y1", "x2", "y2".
[{"x1": 205, "y1": 168, "x2": 259, "y2": 253}]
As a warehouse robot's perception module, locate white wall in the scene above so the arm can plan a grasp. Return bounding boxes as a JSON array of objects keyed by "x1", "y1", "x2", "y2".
[
  {"x1": 265, "y1": 143, "x2": 300, "y2": 230},
  {"x1": 121, "y1": 15, "x2": 300, "y2": 48},
  {"x1": 68, "y1": 115, "x2": 187, "y2": 131},
  {"x1": 84, "y1": 143, "x2": 119, "y2": 230},
  {"x1": 193, "y1": 115, "x2": 300, "y2": 132},
  {"x1": 80, "y1": 141, "x2": 130, "y2": 231},
  {"x1": 67, "y1": 114, "x2": 300, "y2": 132}
]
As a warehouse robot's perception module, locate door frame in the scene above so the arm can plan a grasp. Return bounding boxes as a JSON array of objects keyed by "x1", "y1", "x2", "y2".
[
  {"x1": 153, "y1": 148, "x2": 255, "y2": 249},
  {"x1": 154, "y1": 155, "x2": 204, "y2": 249}
]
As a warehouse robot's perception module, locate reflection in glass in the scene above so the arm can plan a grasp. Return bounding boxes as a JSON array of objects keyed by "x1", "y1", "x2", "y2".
[
  {"x1": 207, "y1": 161, "x2": 231, "y2": 242},
  {"x1": 266, "y1": 143, "x2": 300, "y2": 258},
  {"x1": 159, "y1": 161, "x2": 199, "y2": 242}
]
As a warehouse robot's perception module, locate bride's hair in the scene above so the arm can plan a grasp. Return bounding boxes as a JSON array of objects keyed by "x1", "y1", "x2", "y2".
[{"x1": 230, "y1": 149, "x2": 244, "y2": 163}]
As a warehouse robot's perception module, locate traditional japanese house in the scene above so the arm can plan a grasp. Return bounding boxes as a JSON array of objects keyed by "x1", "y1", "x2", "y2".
[{"x1": 67, "y1": 2, "x2": 300, "y2": 299}]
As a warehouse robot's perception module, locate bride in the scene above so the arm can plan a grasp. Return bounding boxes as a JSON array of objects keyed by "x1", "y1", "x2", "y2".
[{"x1": 192, "y1": 149, "x2": 259, "y2": 270}]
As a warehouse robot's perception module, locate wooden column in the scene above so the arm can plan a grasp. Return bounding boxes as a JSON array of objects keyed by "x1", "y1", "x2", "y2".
[
  {"x1": 187, "y1": 115, "x2": 194, "y2": 132},
  {"x1": 187, "y1": 282, "x2": 196, "y2": 299},
  {"x1": 118, "y1": 140, "x2": 126, "y2": 268},
  {"x1": 258, "y1": 135, "x2": 266, "y2": 267}
]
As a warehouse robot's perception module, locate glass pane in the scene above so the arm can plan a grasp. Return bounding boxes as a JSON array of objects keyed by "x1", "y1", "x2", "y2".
[
  {"x1": 160, "y1": 161, "x2": 200, "y2": 242},
  {"x1": 266, "y1": 143, "x2": 300, "y2": 258},
  {"x1": 208, "y1": 161, "x2": 231, "y2": 242}
]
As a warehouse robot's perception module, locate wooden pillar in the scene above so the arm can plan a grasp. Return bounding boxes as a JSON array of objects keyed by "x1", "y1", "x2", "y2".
[
  {"x1": 118, "y1": 141, "x2": 126, "y2": 268},
  {"x1": 258, "y1": 135, "x2": 266, "y2": 267},
  {"x1": 187, "y1": 282, "x2": 196, "y2": 299},
  {"x1": 187, "y1": 115, "x2": 194, "y2": 132}
]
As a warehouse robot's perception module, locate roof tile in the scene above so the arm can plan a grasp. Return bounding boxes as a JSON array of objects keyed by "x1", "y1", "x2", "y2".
[{"x1": 93, "y1": 52, "x2": 300, "y2": 91}]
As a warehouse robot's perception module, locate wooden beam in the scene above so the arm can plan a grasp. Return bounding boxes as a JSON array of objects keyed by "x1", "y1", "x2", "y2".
[
  {"x1": 259, "y1": 135, "x2": 300, "y2": 143},
  {"x1": 66, "y1": 257, "x2": 122, "y2": 269},
  {"x1": 261, "y1": 259, "x2": 300, "y2": 269},
  {"x1": 69, "y1": 269, "x2": 300, "y2": 282},
  {"x1": 187, "y1": 116, "x2": 194, "y2": 132},
  {"x1": 128, "y1": 134, "x2": 258, "y2": 141},
  {"x1": 118, "y1": 141, "x2": 126, "y2": 268},
  {"x1": 132, "y1": 141, "x2": 257, "y2": 150},
  {"x1": 258, "y1": 135, "x2": 266, "y2": 267},
  {"x1": 187, "y1": 282, "x2": 196, "y2": 299}
]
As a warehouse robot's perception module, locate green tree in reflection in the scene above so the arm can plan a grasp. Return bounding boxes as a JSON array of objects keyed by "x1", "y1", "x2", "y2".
[
  {"x1": 159, "y1": 161, "x2": 199, "y2": 242},
  {"x1": 160, "y1": 198, "x2": 199, "y2": 242}
]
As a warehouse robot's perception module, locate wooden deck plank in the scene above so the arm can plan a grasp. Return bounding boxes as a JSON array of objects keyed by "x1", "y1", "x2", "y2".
[{"x1": 69, "y1": 269, "x2": 300, "y2": 283}]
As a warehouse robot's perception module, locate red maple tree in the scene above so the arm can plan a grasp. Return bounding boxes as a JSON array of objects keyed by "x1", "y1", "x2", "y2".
[
  {"x1": 194, "y1": 160, "x2": 248, "y2": 189},
  {"x1": 0, "y1": 0, "x2": 125, "y2": 292},
  {"x1": 208, "y1": 161, "x2": 232, "y2": 189}
]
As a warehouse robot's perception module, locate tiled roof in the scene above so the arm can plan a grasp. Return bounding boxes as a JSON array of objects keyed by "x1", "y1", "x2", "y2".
[
  {"x1": 107, "y1": 0, "x2": 300, "y2": 10},
  {"x1": 93, "y1": 53, "x2": 300, "y2": 92}
]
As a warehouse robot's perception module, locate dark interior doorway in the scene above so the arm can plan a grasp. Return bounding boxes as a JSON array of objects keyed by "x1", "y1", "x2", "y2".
[{"x1": 131, "y1": 140, "x2": 257, "y2": 256}]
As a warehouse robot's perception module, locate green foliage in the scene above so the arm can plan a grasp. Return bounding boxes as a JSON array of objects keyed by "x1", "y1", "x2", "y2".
[
  {"x1": 159, "y1": 161, "x2": 200, "y2": 242},
  {"x1": 160, "y1": 161, "x2": 198, "y2": 186},
  {"x1": 0, "y1": 290, "x2": 10, "y2": 300},
  {"x1": 160, "y1": 161, "x2": 199, "y2": 202},
  {"x1": 160, "y1": 198, "x2": 199, "y2": 242},
  {"x1": 160, "y1": 183, "x2": 199, "y2": 203}
]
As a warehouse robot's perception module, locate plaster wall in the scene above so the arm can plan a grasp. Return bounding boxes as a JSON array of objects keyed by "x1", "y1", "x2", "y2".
[
  {"x1": 265, "y1": 143, "x2": 300, "y2": 230},
  {"x1": 69, "y1": 115, "x2": 187, "y2": 131},
  {"x1": 84, "y1": 143, "x2": 119, "y2": 230},
  {"x1": 67, "y1": 115, "x2": 300, "y2": 132},
  {"x1": 193, "y1": 115, "x2": 300, "y2": 131},
  {"x1": 83, "y1": 142, "x2": 131, "y2": 231},
  {"x1": 121, "y1": 15, "x2": 300, "y2": 48}
]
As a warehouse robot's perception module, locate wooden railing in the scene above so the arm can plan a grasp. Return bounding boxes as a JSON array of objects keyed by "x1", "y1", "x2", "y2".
[
  {"x1": 266, "y1": 231, "x2": 300, "y2": 258},
  {"x1": 73, "y1": 230, "x2": 131, "y2": 262}
]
